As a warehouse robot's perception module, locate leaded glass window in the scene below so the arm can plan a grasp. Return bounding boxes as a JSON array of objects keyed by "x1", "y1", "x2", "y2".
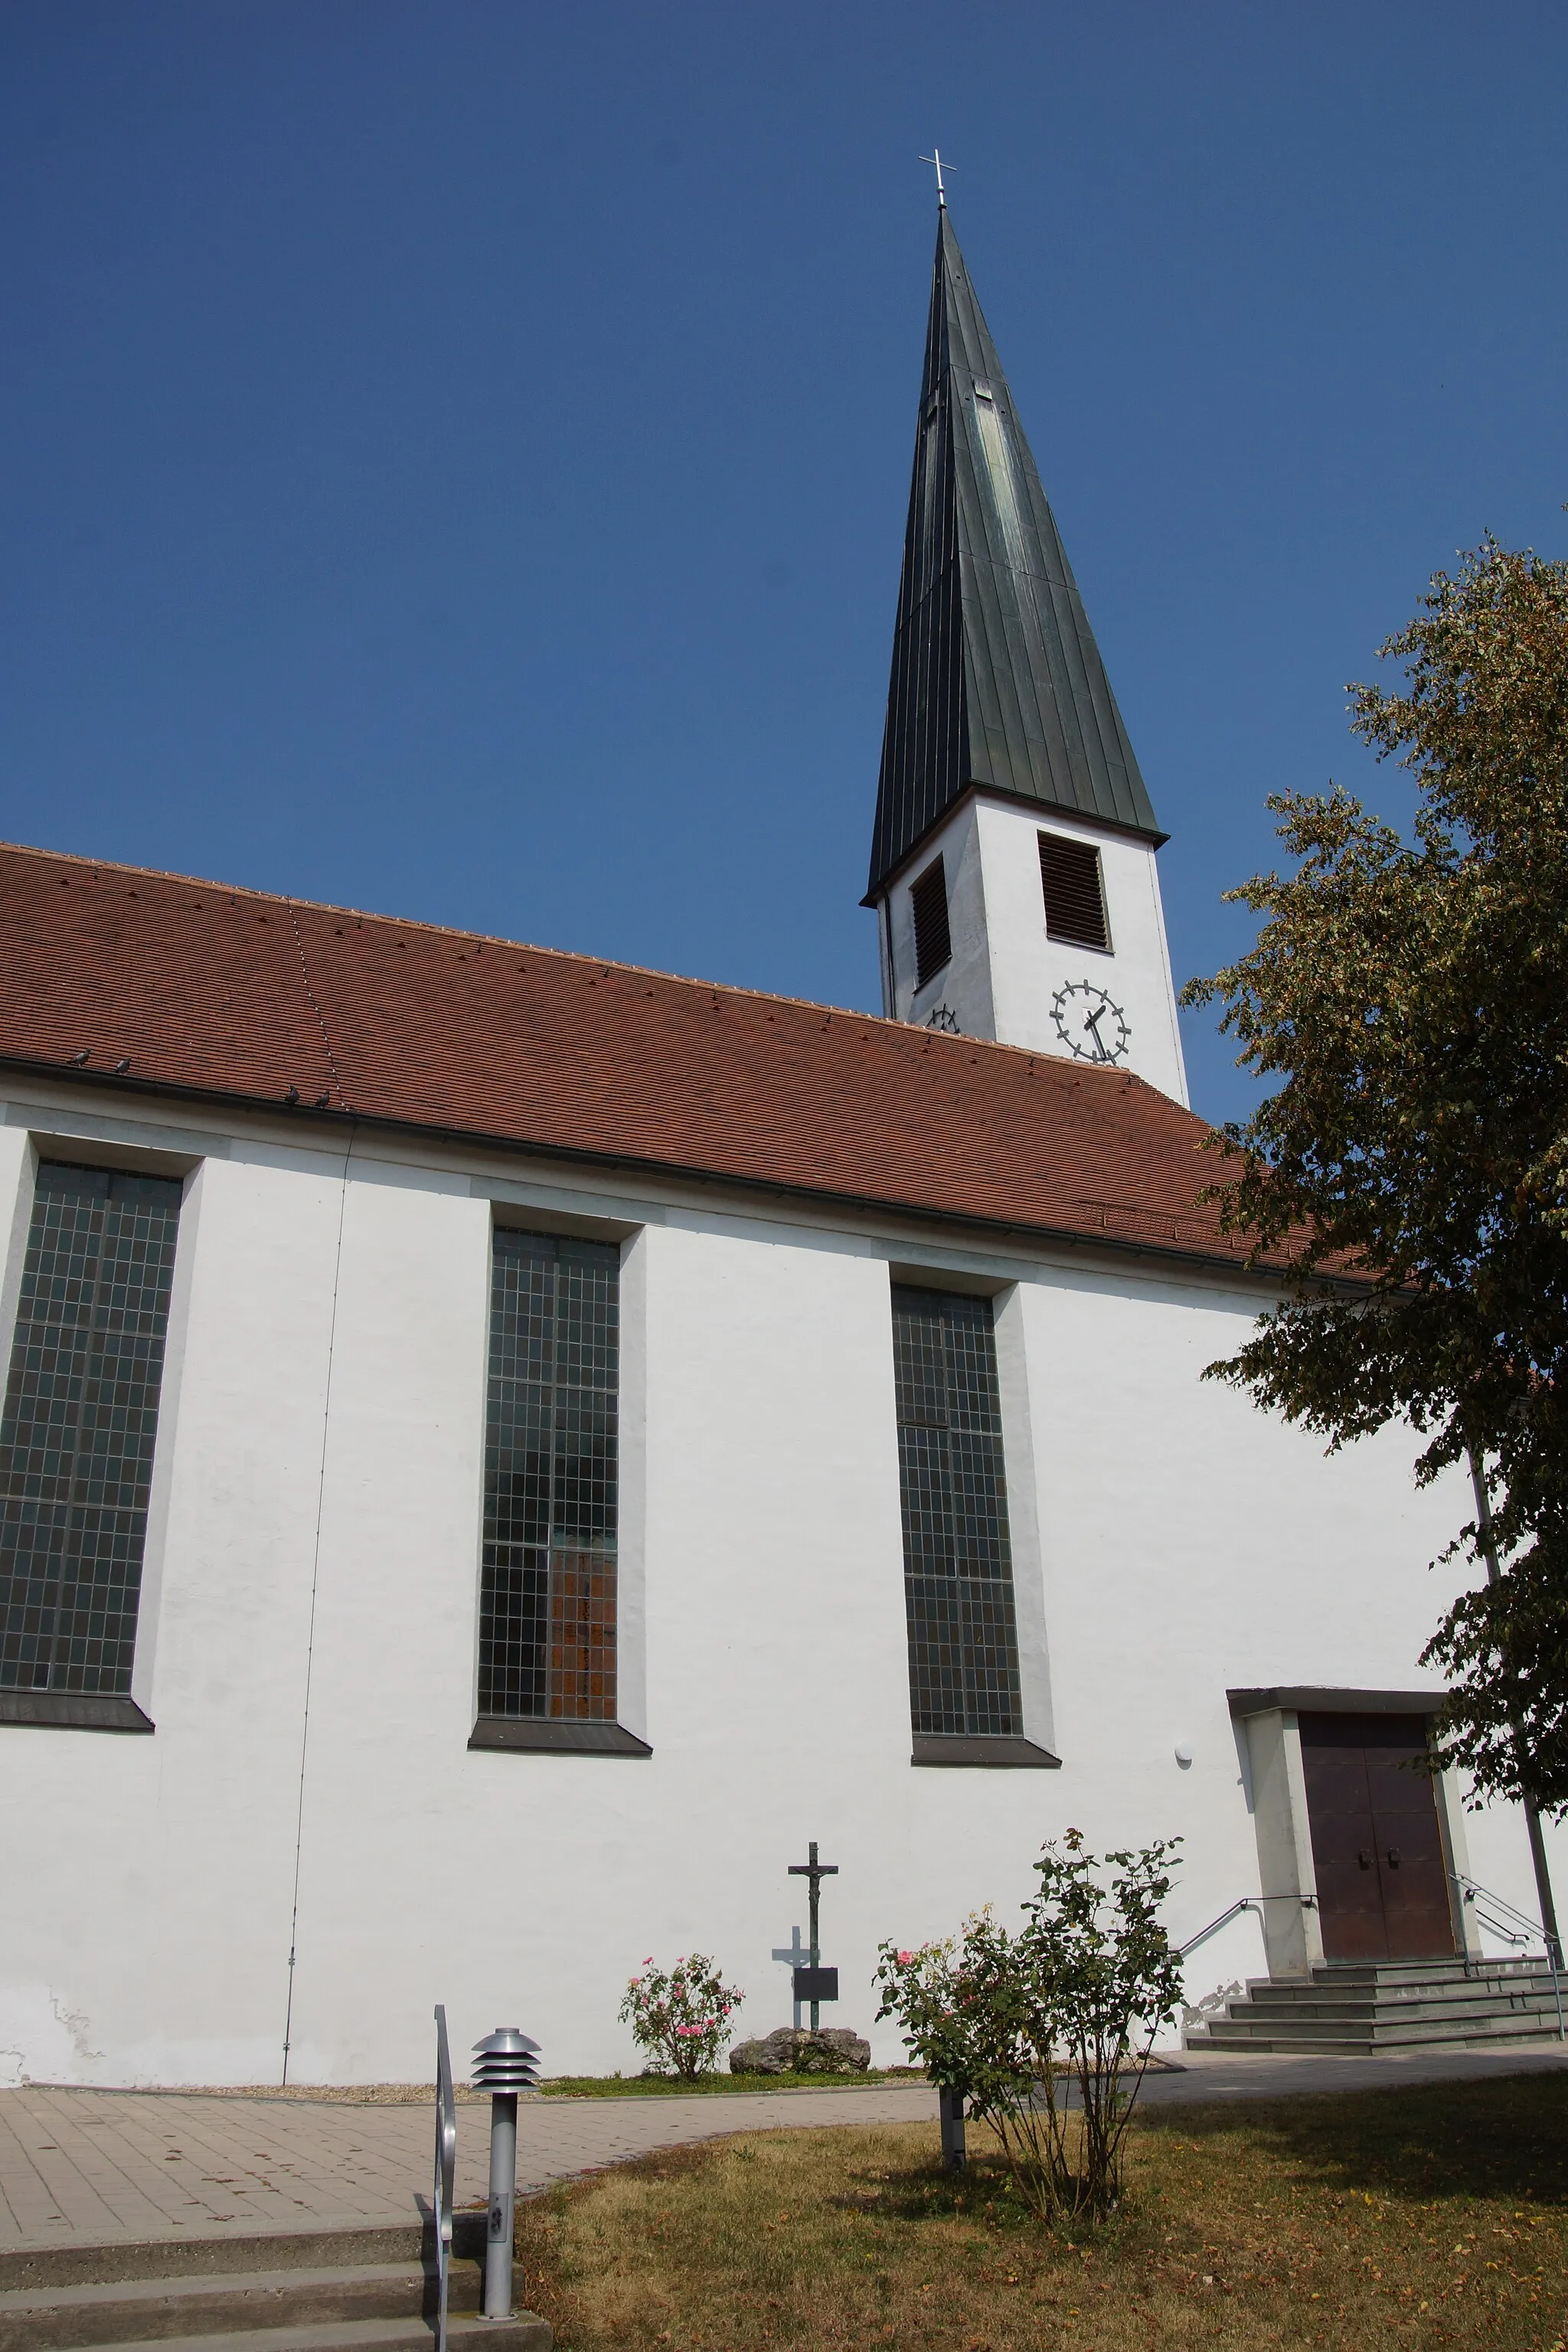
[
  {"x1": 892, "y1": 1284, "x2": 1023, "y2": 1738},
  {"x1": 480, "y1": 1229, "x2": 619, "y2": 1721},
  {"x1": 0, "y1": 1161, "x2": 183, "y2": 1696}
]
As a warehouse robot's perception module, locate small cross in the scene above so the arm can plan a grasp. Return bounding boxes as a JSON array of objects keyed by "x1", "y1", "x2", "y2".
[{"x1": 919, "y1": 149, "x2": 955, "y2": 208}]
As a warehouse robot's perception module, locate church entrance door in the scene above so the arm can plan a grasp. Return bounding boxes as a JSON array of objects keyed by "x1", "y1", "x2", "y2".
[{"x1": 1298, "y1": 1712, "x2": 1456, "y2": 1962}]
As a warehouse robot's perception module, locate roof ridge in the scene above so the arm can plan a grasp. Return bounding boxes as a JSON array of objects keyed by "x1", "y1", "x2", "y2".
[{"x1": 0, "y1": 837, "x2": 1178, "y2": 1106}]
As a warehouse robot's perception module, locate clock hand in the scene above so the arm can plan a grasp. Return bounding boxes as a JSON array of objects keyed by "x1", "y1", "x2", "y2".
[{"x1": 1083, "y1": 1005, "x2": 1109, "y2": 1060}]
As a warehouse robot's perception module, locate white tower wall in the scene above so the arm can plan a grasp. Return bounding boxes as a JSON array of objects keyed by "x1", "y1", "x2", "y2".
[{"x1": 878, "y1": 792, "x2": 1189, "y2": 1105}]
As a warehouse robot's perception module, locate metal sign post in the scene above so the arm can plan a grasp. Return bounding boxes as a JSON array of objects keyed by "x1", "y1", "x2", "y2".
[{"x1": 787, "y1": 1841, "x2": 839, "y2": 2031}]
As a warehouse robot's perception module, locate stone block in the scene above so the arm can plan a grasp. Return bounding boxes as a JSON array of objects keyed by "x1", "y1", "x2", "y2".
[{"x1": 729, "y1": 2027, "x2": 871, "y2": 2075}]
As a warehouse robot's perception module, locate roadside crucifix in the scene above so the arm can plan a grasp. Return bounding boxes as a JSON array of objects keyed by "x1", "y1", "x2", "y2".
[{"x1": 787, "y1": 1841, "x2": 839, "y2": 2031}]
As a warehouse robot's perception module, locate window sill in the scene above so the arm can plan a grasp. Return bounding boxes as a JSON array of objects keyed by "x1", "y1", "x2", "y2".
[
  {"x1": 469, "y1": 1716, "x2": 652, "y2": 1757},
  {"x1": 911, "y1": 1733, "x2": 1060, "y2": 1769},
  {"x1": 0, "y1": 1691, "x2": 154, "y2": 1733}
]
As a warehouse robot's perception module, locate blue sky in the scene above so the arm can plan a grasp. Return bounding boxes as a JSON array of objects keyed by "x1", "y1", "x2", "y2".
[{"x1": 2, "y1": 2, "x2": 1564, "y2": 1122}]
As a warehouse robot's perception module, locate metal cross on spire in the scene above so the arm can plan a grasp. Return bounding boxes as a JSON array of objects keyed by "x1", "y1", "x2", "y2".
[{"x1": 919, "y1": 149, "x2": 954, "y2": 208}]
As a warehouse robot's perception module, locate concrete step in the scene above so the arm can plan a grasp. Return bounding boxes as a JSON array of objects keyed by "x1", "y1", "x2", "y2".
[
  {"x1": 0, "y1": 2262, "x2": 550, "y2": 2352},
  {"x1": 1202, "y1": 2013, "x2": 1563, "y2": 2051},
  {"x1": 1246, "y1": 1979, "x2": 1560, "y2": 2004},
  {"x1": 1305, "y1": 1963, "x2": 1555, "y2": 1988},
  {"x1": 41, "y1": 2324, "x2": 550, "y2": 2352},
  {"x1": 1185, "y1": 1952, "x2": 1568, "y2": 2053},
  {"x1": 1197, "y1": 2034, "x2": 1560, "y2": 2056},
  {"x1": 1211, "y1": 2002, "x2": 1564, "y2": 2035},
  {"x1": 1233, "y1": 1991, "x2": 1563, "y2": 2024},
  {"x1": 0, "y1": 2224, "x2": 485, "y2": 2298}
]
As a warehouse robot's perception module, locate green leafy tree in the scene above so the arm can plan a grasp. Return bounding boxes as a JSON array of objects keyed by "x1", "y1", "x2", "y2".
[
  {"x1": 875, "y1": 1831, "x2": 1184, "y2": 2221},
  {"x1": 1183, "y1": 536, "x2": 1568, "y2": 1811}
]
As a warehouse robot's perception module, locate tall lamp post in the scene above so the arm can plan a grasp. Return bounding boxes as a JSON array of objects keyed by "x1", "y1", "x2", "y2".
[{"x1": 1469, "y1": 1451, "x2": 1562, "y2": 1968}]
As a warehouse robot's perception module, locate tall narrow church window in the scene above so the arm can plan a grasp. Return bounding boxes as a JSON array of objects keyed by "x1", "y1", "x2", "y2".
[
  {"x1": 1039, "y1": 831, "x2": 1111, "y2": 952},
  {"x1": 891, "y1": 1284, "x2": 1024, "y2": 1740},
  {"x1": 910, "y1": 857, "x2": 952, "y2": 988},
  {"x1": 481, "y1": 1229, "x2": 619, "y2": 1723},
  {"x1": 0, "y1": 1161, "x2": 183, "y2": 1697}
]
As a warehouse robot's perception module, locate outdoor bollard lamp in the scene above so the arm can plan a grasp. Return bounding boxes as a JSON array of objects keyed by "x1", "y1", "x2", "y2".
[{"x1": 472, "y1": 2026, "x2": 541, "y2": 2320}]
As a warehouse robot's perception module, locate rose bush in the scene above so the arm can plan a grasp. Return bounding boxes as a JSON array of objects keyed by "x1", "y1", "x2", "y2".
[
  {"x1": 876, "y1": 1831, "x2": 1184, "y2": 2221},
  {"x1": 617, "y1": 1953, "x2": 745, "y2": 2079}
]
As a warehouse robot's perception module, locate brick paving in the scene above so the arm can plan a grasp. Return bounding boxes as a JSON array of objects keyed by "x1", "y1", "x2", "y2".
[
  {"x1": 0, "y1": 2084, "x2": 937, "y2": 2256},
  {"x1": 2, "y1": 2046, "x2": 1566, "y2": 2259}
]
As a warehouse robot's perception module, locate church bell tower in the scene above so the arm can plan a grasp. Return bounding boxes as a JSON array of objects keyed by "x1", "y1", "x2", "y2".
[{"x1": 866, "y1": 203, "x2": 1188, "y2": 1106}]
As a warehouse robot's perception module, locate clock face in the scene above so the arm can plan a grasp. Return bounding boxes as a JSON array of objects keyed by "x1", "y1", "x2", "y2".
[{"x1": 1051, "y1": 981, "x2": 1131, "y2": 1066}]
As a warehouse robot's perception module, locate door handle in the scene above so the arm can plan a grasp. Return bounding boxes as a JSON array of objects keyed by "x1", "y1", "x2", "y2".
[
  {"x1": 1357, "y1": 1849, "x2": 1372, "y2": 1869},
  {"x1": 1387, "y1": 1848, "x2": 1401, "y2": 1867}
]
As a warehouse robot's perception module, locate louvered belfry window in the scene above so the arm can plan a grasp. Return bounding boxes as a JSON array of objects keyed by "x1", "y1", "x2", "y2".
[
  {"x1": 910, "y1": 856, "x2": 952, "y2": 988},
  {"x1": 0, "y1": 1161, "x2": 183, "y2": 1696},
  {"x1": 891, "y1": 1285, "x2": 1024, "y2": 1739},
  {"x1": 481, "y1": 1229, "x2": 619, "y2": 1722},
  {"x1": 1039, "y1": 831, "x2": 1111, "y2": 952}
]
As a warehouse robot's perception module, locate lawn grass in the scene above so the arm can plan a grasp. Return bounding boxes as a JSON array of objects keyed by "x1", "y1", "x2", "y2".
[
  {"x1": 514, "y1": 2071, "x2": 1568, "y2": 2348},
  {"x1": 537, "y1": 2070, "x2": 923, "y2": 2099}
]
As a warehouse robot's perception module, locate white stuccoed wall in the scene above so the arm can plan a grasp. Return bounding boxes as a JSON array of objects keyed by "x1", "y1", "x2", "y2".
[
  {"x1": 882, "y1": 797, "x2": 996, "y2": 1039},
  {"x1": 0, "y1": 1086, "x2": 1560, "y2": 2086},
  {"x1": 880, "y1": 792, "x2": 1188, "y2": 1104}
]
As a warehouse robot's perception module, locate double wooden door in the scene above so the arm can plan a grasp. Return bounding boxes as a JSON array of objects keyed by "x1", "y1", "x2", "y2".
[{"x1": 1298, "y1": 1712, "x2": 1457, "y2": 1962}]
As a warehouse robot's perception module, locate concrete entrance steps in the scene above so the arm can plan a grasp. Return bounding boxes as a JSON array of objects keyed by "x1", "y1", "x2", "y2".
[
  {"x1": 0, "y1": 2245, "x2": 552, "y2": 2352},
  {"x1": 1187, "y1": 1958, "x2": 1568, "y2": 2055}
]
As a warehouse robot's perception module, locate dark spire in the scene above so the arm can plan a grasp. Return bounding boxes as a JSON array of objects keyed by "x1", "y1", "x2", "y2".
[{"x1": 865, "y1": 213, "x2": 1164, "y2": 903}]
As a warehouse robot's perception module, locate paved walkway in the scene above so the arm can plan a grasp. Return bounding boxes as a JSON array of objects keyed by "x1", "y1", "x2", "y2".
[
  {"x1": 2, "y1": 2045, "x2": 1566, "y2": 2259},
  {"x1": 0, "y1": 2084, "x2": 937, "y2": 2257}
]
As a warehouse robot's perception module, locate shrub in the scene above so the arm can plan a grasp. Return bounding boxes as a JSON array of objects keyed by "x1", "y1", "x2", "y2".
[
  {"x1": 875, "y1": 1829, "x2": 1183, "y2": 2221},
  {"x1": 618, "y1": 1953, "x2": 745, "y2": 2079}
]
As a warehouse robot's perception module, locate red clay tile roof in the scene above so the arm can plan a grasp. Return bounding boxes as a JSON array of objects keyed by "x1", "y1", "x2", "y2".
[{"x1": 0, "y1": 840, "x2": 1243, "y2": 1265}]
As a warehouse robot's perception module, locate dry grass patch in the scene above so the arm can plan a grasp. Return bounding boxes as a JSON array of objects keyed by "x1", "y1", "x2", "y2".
[{"x1": 514, "y1": 2071, "x2": 1568, "y2": 2349}]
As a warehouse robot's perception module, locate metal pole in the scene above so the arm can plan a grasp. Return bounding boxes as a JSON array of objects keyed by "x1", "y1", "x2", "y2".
[
  {"x1": 789, "y1": 1842, "x2": 837, "y2": 2039},
  {"x1": 432, "y1": 2007, "x2": 456, "y2": 2352},
  {"x1": 938, "y1": 2084, "x2": 966, "y2": 2170},
  {"x1": 808, "y1": 1844, "x2": 821, "y2": 2033},
  {"x1": 485, "y1": 2092, "x2": 518, "y2": 2319},
  {"x1": 1470, "y1": 1452, "x2": 1563, "y2": 1973}
]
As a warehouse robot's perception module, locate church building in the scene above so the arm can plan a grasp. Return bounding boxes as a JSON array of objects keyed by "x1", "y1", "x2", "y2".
[{"x1": 0, "y1": 208, "x2": 1559, "y2": 2087}]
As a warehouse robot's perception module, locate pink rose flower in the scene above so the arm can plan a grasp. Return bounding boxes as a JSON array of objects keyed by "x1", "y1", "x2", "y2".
[{"x1": 897, "y1": 1950, "x2": 914, "y2": 1965}]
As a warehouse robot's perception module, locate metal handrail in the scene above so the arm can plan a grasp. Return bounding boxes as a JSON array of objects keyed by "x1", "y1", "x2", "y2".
[
  {"x1": 1450, "y1": 1873, "x2": 1565, "y2": 2041},
  {"x1": 1178, "y1": 1893, "x2": 1314, "y2": 1959},
  {"x1": 1179, "y1": 1898, "x2": 1258, "y2": 1958},
  {"x1": 432, "y1": 2004, "x2": 457, "y2": 2352}
]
